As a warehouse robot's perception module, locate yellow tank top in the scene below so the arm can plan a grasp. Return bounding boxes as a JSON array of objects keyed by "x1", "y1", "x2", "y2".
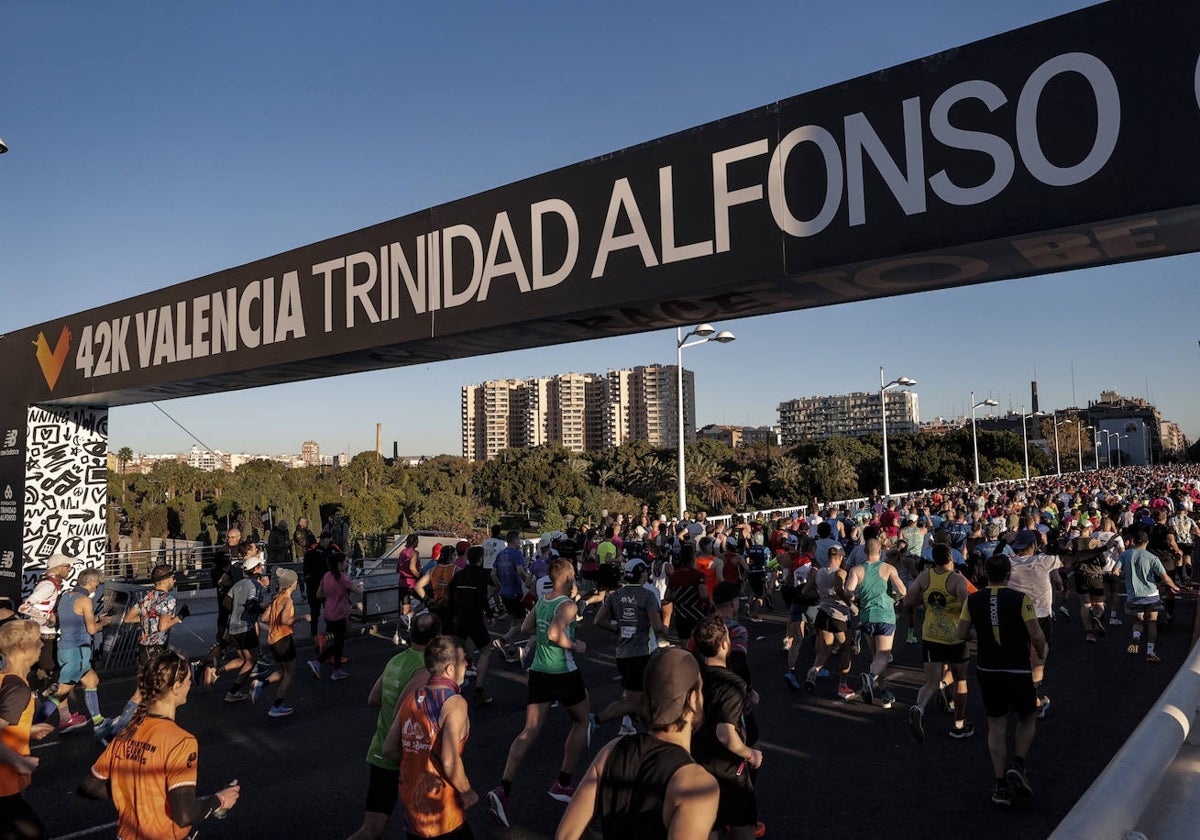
[{"x1": 922, "y1": 568, "x2": 962, "y2": 645}]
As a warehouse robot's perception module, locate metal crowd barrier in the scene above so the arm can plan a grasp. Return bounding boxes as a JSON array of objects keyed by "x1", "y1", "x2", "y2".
[{"x1": 1050, "y1": 633, "x2": 1200, "y2": 840}]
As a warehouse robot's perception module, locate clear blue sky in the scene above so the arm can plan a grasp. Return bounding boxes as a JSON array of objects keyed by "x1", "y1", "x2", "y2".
[{"x1": 2, "y1": 1, "x2": 1196, "y2": 457}]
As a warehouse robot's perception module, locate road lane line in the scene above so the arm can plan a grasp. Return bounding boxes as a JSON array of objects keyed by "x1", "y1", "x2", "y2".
[{"x1": 51, "y1": 821, "x2": 118, "y2": 840}]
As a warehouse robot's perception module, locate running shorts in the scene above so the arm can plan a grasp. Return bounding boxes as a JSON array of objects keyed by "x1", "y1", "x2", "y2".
[
  {"x1": 364, "y1": 763, "x2": 400, "y2": 815},
  {"x1": 922, "y1": 641, "x2": 968, "y2": 664},
  {"x1": 814, "y1": 611, "x2": 848, "y2": 635},
  {"x1": 859, "y1": 621, "x2": 896, "y2": 637},
  {"x1": 501, "y1": 596, "x2": 527, "y2": 620},
  {"x1": 714, "y1": 773, "x2": 757, "y2": 831},
  {"x1": 455, "y1": 618, "x2": 490, "y2": 650},
  {"x1": 747, "y1": 575, "x2": 765, "y2": 597},
  {"x1": 977, "y1": 670, "x2": 1037, "y2": 718},
  {"x1": 58, "y1": 644, "x2": 93, "y2": 684},
  {"x1": 1126, "y1": 595, "x2": 1163, "y2": 616},
  {"x1": 1074, "y1": 571, "x2": 1105, "y2": 597},
  {"x1": 616, "y1": 654, "x2": 651, "y2": 692},
  {"x1": 1037, "y1": 616, "x2": 1054, "y2": 646},
  {"x1": 527, "y1": 669, "x2": 588, "y2": 707},
  {"x1": 270, "y1": 635, "x2": 297, "y2": 663},
  {"x1": 231, "y1": 629, "x2": 260, "y2": 651}
]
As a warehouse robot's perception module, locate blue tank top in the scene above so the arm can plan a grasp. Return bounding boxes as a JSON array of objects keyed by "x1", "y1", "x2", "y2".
[{"x1": 57, "y1": 588, "x2": 91, "y2": 647}]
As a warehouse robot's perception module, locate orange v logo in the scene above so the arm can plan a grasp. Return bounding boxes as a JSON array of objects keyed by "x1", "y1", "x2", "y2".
[{"x1": 33, "y1": 326, "x2": 71, "y2": 391}]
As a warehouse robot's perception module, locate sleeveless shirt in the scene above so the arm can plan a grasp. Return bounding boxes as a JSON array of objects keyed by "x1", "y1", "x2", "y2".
[{"x1": 598, "y1": 734, "x2": 695, "y2": 840}]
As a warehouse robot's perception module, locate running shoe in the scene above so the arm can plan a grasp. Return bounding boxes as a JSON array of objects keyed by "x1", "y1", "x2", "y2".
[
  {"x1": 1036, "y1": 696, "x2": 1050, "y2": 719},
  {"x1": 92, "y1": 717, "x2": 114, "y2": 743},
  {"x1": 1146, "y1": 653, "x2": 1163, "y2": 663},
  {"x1": 59, "y1": 712, "x2": 90, "y2": 734},
  {"x1": 1085, "y1": 632, "x2": 1097, "y2": 643},
  {"x1": 1127, "y1": 641, "x2": 1139, "y2": 655},
  {"x1": 224, "y1": 690, "x2": 249, "y2": 703},
  {"x1": 905, "y1": 629, "x2": 918, "y2": 644},
  {"x1": 587, "y1": 713, "x2": 599, "y2": 748},
  {"x1": 618, "y1": 715, "x2": 637, "y2": 736},
  {"x1": 1091, "y1": 615, "x2": 1107, "y2": 638},
  {"x1": 547, "y1": 781, "x2": 576, "y2": 803},
  {"x1": 1056, "y1": 605, "x2": 1071, "y2": 621},
  {"x1": 1006, "y1": 762, "x2": 1034, "y2": 801},
  {"x1": 249, "y1": 679, "x2": 263, "y2": 705},
  {"x1": 836, "y1": 684, "x2": 857, "y2": 701},
  {"x1": 880, "y1": 690, "x2": 896, "y2": 709},
  {"x1": 267, "y1": 704, "x2": 295, "y2": 718},
  {"x1": 487, "y1": 786, "x2": 511, "y2": 827},
  {"x1": 908, "y1": 705, "x2": 925, "y2": 743},
  {"x1": 1109, "y1": 615, "x2": 1123, "y2": 626},
  {"x1": 816, "y1": 668, "x2": 829, "y2": 678},
  {"x1": 755, "y1": 820, "x2": 767, "y2": 838},
  {"x1": 473, "y1": 687, "x2": 493, "y2": 706},
  {"x1": 307, "y1": 659, "x2": 322, "y2": 679},
  {"x1": 949, "y1": 722, "x2": 976, "y2": 739},
  {"x1": 860, "y1": 673, "x2": 875, "y2": 705},
  {"x1": 783, "y1": 671, "x2": 802, "y2": 691},
  {"x1": 991, "y1": 784, "x2": 1011, "y2": 807},
  {"x1": 330, "y1": 669, "x2": 350, "y2": 681},
  {"x1": 803, "y1": 667, "x2": 817, "y2": 693}
]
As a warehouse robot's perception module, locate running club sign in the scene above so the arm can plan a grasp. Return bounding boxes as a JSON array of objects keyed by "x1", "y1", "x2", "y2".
[{"x1": 2, "y1": 0, "x2": 1200, "y2": 597}]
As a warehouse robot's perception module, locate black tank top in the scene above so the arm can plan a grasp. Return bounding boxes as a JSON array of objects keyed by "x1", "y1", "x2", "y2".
[{"x1": 598, "y1": 734, "x2": 695, "y2": 840}]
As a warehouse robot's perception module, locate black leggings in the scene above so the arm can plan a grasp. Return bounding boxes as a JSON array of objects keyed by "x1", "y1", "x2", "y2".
[
  {"x1": 0, "y1": 794, "x2": 48, "y2": 840},
  {"x1": 317, "y1": 618, "x2": 347, "y2": 668}
]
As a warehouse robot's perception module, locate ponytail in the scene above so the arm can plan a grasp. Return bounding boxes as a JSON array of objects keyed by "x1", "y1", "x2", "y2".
[{"x1": 119, "y1": 650, "x2": 189, "y2": 740}]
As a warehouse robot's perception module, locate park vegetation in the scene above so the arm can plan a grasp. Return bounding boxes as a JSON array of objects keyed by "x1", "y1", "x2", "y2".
[{"x1": 108, "y1": 426, "x2": 1060, "y2": 553}]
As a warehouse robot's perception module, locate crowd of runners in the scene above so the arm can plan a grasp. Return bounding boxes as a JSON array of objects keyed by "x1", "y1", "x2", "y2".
[{"x1": 1, "y1": 464, "x2": 1198, "y2": 838}]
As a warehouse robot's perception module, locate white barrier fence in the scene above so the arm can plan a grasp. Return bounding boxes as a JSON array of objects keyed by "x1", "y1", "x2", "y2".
[{"x1": 1050, "y1": 633, "x2": 1200, "y2": 840}]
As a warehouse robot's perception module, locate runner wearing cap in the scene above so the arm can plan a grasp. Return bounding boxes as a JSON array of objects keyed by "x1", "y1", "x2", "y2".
[
  {"x1": 593, "y1": 558, "x2": 668, "y2": 737},
  {"x1": 802, "y1": 544, "x2": 856, "y2": 699},
  {"x1": 17, "y1": 554, "x2": 74, "y2": 696},
  {"x1": 556, "y1": 647, "x2": 719, "y2": 840},
  {"x1": 222, "y1": 550, "x2": 266, "y2": 703},
  {"x1": 47, "y1": 568, "x2": 113, "y2": 736}
]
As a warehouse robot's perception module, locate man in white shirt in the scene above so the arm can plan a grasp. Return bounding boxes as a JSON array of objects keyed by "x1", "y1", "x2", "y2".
[{"x1": 1006, "y1": 530, "x2": 1062, "y2": 719}]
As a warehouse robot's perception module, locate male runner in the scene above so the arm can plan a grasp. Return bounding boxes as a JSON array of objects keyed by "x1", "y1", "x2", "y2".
[
  {"x1": 48, "y1": 568, "x2": 112, "y2": 734},
  {"x1": 555, "y1": 647, "x2": 719, "y2": 840},
  {"x1": 488, "y1": 558, "x2": 593, "y2": 826},
  {"x1": 845, "y1": 539, "x2": 906, "y2": 709},
  {"x1": 957, "y1": 555, "x2": 1047, "y2": 807},
  {"x1": 1006, "y1": 529, "x2": 1061, "y2": 717},
  {"x1": 903, "y1": 544, "x2": 973, "y2": 742},
  {"x1": 1119, "y1": 529, "x2": 1181, "y2": 662},
  {"x1": 593, "y1": 558, "x2": 667, "y2": 736}
]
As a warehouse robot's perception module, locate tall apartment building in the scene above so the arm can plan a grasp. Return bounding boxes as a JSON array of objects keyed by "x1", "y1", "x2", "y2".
[
  {"x1": 778, "y1": 391, "x2": 920, "y2": 443},
  {"x1": 462, "y1": 364, "x2": 695, "y2": 461},
  {"x1": 300, "y1": 440, "x2": 321, "y2": 466}
]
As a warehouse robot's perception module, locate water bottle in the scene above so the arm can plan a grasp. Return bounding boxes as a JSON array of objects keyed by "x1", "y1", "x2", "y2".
[{"x1": 213, "y1": 780, "x2": 237, "y2": 819}]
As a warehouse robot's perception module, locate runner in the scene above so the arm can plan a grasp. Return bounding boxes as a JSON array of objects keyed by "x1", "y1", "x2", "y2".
[
  {"x1": 307, "y1": 553, "x2": 363, "y2": 681},
  {"x1": 302, "y1": 531, "x2": 342, "y2": 653},
  {"x1": 956, "y1": 555, "x2": 1046, "y2": 807},
  {"x1": 1005, "y1": 529, "x2": 1062, "y2": 717},
  {"x1": 802, "y1": 544, "x2": 856, "y2": 700},
  {"x1": 447, "y1": 546, "x2": 497, "y2": 706},
  {"x1": 48, "y1": 568, "x2": 113, "y2": 735},
  {"x1": 349, "y1": 612, "x2": 443, "y2": 840},
  {"x1": 79, "y1": 650, "x2": 241, "y2": 837},
  {"x1": 390, "y1": 635, "x2": 477, "y2": 840},
  {"x1": 488, "y1": 558, "x2": 593, "y2": 827},
  {"x1": 16, "y1": 554, "x2": 72, "y2": 699},
  {"x1": 252, "y1": 568, "x2": 309, "y2": 716},
  {"x1": 844, "y1": 539, "x2": 906, "y2": 709},
  {"x1": 555, "y1": 647, "x2": 719, "y2": 840},
  {"x1": 223, "y1": 555, "x2": 266, "y2": 702},
  {"x1": 691, "y1": 615, "x2": 763, "y2": 840},
  {"x1": 107, "y1": 565, "x2": 187, "y2": 741},
  {"x1": 492, "y1": 531, "x2": 531, "y2": 657},
  {"x1": 0, "y1": 620, "x2": 55, "y2": 840},
  {"x1": 1119, "y1": 529, "x2": 1181, "y2": 662},
  {"x1": 664, "y1": 544, "x2": 710, "y2": 643},
  {"x1": 396, "y1": 533, "x2": 423, "y2": 631},
  {"x1": 593, "y1": 558, "x2": 667, "y2": 736},
  {"x1": 903, "y1": 544, "x2": 973, "y2": 742}
]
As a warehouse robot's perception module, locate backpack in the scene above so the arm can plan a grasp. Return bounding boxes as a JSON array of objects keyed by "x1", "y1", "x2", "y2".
[{"x1": 428, "y1": 563, "x2": 457, "y2": 608}]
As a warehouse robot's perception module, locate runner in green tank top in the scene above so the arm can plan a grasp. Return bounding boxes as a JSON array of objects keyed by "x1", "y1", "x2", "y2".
[
  {"x1": 489, "y1": 558, "x2": 595, "y2": 828},
  {"x1": 845, "y1": 539, "x2": 907, "y2": 708}
]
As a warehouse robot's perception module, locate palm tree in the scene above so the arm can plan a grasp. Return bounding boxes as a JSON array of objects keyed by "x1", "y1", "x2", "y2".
[
  {"x1": 117, "y1": 447, "x2": 134, "y2": 503},
  {"x1": 595, "y1": 468, "x2": 615, "y2": 491},
  {"x1": 769, "y1": 455, "x2": 803, "y2": 501},
  {"x1": 732, "y1": 468, "x2": 761, "y2": 507}
]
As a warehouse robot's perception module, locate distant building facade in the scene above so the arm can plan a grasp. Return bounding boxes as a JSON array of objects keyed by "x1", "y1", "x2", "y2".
[
  {"x1": 461, "y1": 364, "x2": 695, "y2": 461},
  {"x1": 698, "y1": 424, "x2": 781, "y2": 448},
  {"x1": 778, "y1": 391, "x2": 919, "y2": 443}
]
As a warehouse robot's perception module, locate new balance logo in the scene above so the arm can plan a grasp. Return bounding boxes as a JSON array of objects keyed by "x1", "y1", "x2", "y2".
[
  {"x1": 2, "y1": 430, "x2": 15, "y2": 447},
  {"x1": 0, "y1": 552, "x2": 12, "y2": 570}
]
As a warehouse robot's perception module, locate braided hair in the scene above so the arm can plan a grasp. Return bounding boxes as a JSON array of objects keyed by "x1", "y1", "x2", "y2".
[{"x1": 119, "y1": 650, "x2": 190, "y2": 740}]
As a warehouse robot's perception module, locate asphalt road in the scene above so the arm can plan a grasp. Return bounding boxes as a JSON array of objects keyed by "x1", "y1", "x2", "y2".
[{"x1": 25, "y1": 591, "x2": 1196, "y2": 840}]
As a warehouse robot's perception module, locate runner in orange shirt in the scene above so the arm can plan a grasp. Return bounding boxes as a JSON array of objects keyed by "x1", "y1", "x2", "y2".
[
  {"x1": 0, "y1": 620, "x2": 56, "y2": 840},
  {"x1": 79, "y1": 650, "x2": 241, "y2": 839}
]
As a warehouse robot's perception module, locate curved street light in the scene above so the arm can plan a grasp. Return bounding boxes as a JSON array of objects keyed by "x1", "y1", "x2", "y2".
[
  {"x1": 676, "y1": 324, "x2": 735, "y2": 518},
  {"x1": 970, "y1": 393, "x2": 999, "y2": 485},
  {"x1": 0, "y1": 138, "x2": 7, "y2": 154},
  {"x1": 1053, "y1": 414, "x2": 1069, "y2": 476},
  {"x1": 1020, "y1": 409, "x2": 1045, "y2": 484},
  {"x1": 880, "y1": 369, "x2": 916, "y2": 498}
]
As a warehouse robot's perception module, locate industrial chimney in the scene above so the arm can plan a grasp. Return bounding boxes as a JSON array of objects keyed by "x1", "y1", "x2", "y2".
[
  {"x1": 1031, "y1": 381, "x2": 1039, "y2": 415},
  {"x1": 376, "y1": 423, "x2": 382, "y2": 460}
]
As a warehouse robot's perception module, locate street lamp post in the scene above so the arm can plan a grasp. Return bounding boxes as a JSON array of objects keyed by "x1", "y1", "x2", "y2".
[
  {"x1": 1100, "y1": 430, "x2": 1113, "y2": 467},
  {"x1": 880, "y1": 368, "x2": 917, "y2": 499},
  {"x1": 676, "y1": 324, "x2": 735, "y2": 519},
  {"x1": 1053, "y1": 415, "x2": 1067, "y2": 476},
  {"x1": 1080, "y1": 425, "x2": 1094, "y2": 472},
  {"x1": 1112, "y1": 433, "x2": 1123, "y2": 468},
  {"x1": 970, "y1": 392, "x2": 999, "y2": 485},
  {"x1": 1020, "y1": 409, "x2": 1044, "y2": 484}
]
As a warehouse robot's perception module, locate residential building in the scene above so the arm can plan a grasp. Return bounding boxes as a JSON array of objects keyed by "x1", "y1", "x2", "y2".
[
  {"x1": 698, "y1": 424, "x2": 781, "y2": 448},
  {"x1": 778, "y1": 391, "x2": 919, "y2": 443},
  {"x1": 461, "y1": 364, "x2": 695, "y2": 460},
  {"x1": 300, "y1": 440, "x2": 321, "y2": 466}
]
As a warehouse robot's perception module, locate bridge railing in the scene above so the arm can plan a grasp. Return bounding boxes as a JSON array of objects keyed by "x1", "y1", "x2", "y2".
[{"x1": 1050, "y1": 631, "x2": 1200, "y2": 840}]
